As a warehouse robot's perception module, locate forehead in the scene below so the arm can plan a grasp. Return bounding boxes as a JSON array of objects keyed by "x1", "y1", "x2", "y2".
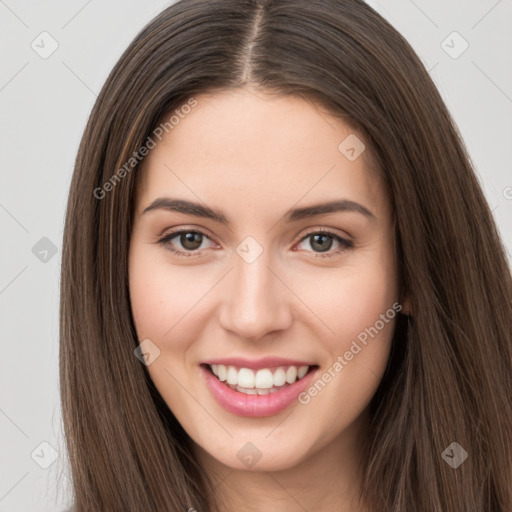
[{"x1": 135, "y1": 89, "x2": 389, "y2": 221}]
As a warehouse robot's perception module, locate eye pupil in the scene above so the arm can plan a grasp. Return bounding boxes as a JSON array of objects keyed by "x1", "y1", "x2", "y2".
[
  {"x1": 311, "y1": 234, "x2": 333, "y2": 252},
  {"x1": 181, "y1": 232, "x2": 202, "y2": 250}
]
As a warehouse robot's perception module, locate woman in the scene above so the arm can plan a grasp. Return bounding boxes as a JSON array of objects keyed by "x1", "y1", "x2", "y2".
[{"x1": 60, "y1": 0, "x2": 512, "y2": 510}]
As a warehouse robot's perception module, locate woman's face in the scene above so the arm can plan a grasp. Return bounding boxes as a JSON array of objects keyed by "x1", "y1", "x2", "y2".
[{"x1": 129, "y1": 88, "x2": 401, "y2": 472}]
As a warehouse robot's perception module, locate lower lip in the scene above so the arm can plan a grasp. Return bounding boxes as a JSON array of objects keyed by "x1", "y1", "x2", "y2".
[{"x1": 200, "y1": 365, "x2": 318, "y2": 417}]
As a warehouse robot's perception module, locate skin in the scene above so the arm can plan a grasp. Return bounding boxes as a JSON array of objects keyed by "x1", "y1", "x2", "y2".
[{"x1": 128, "y1": 88, "x2": 409, "y2": 512}]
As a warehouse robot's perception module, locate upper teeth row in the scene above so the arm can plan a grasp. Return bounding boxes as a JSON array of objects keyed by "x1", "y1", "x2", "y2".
[{"x1": 210, "y1": 364, "x2": 309, "y2": 388}]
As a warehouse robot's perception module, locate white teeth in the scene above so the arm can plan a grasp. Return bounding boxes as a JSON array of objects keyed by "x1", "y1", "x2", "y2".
[
  {"x1": 209, "y1": 363, "x2": 312, "y2": 390},
  {"x1": 273, "y1": 367, "x2": 286, "y2": 387},
  {"x1": 285, "y1": 366, "x2": 297, "y2": 384},
  {"x1": 255, "y1": 368, "x2": 274, "y2": 389},
  {"x1": 217, "y1": 364, "x2": 227, "y2": 381},
  {"x1": 235, "y1": 385, "x2": 257, "y2": 395},
  {"x1": 226, "y1": 366, "x2": 238, "y2": 385},
  {"x1": 297, "y1": 365, "x2": 309, "y2": 379},
  {"x1": 235, "y1": 384, "x2": 285, "y2": 395},
  {"x1": 237, "y1": 368, "x2": 255, "y2": 388}
]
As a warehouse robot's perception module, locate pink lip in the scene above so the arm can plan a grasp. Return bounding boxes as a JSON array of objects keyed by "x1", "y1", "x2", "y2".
[
  {"x1": 201, "y1": 357, "x2": 315, "y2": 370},
  {"x1": 200, "y1": 364, "x2": 319, "y2": 418}
]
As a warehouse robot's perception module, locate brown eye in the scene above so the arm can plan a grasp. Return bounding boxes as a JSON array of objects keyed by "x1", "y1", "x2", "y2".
[
  {"x1": 179, "y1": 232, "x2": 204, "y2": 251},
  {"x1": 309, "y1": 233, "x2": 334, "y2": 252},
  {"x1": 157, "y1": 229, "x2": 214, "y2": 257},
  {"x1": 296, "y1": 230, "x2": 353, "y2": 258}
]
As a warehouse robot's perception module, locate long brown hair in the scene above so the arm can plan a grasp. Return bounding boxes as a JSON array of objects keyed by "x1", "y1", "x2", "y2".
[{"x1": 59, "y1": 0, "x2": 512, "y2": 510}]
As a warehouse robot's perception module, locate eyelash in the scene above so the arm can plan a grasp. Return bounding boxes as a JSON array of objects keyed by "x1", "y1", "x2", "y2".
[{"x1": 156, "y1": 228, "x2": 353, "y2": 259}]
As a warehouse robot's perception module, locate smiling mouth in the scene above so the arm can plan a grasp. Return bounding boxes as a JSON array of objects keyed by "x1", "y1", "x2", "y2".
[{"x1": 202, "y1": 363, "x2": 318, "y2": 395}]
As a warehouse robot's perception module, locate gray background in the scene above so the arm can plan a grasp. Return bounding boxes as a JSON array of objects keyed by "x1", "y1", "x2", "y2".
[{"x1": 0, "y1": 1, "x2": 510, "y2": 510}]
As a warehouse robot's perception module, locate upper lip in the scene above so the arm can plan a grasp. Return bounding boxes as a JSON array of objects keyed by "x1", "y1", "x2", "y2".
[{"x1": 201, "y1": 357, "x2": 317, "y2": 370}]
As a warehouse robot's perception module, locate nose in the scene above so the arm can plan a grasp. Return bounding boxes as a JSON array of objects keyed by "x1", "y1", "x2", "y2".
[{"x1": 218, "y1": 248, "x2": 293, "y2": 341}]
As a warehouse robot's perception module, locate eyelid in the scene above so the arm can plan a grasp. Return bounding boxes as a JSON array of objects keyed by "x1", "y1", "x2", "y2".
[{"x1": 299, "y1": 226, "x2": 353, "y2": 242}]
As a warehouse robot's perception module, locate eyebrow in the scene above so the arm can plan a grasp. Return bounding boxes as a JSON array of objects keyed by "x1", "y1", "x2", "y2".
[{"x1": 142, "y1": 197, "x2": 376, "y2": 224}]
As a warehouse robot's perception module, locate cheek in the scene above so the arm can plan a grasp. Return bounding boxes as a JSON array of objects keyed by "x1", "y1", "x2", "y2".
[
  {"x1": 334, "y1": 269, "x2": 397, "y2": 345},
  {"x1": 128, "y1": 244, "x2": 216, "y2": 350},
  {"x1": 129, "y1": 244, "x2": 183, "y2": 341},
  {"x1": 295, "y1": 249, "x2": 398, "y2": 353},
  {"x1": 313, "y1": 251, "x2": 398, "y2": 405},
  {"x1": 295, "y1": 270, "x2": 398, "y2": 427},
  {"x1": 128, "y1": 246, "x2": 202, "y2": 410}
]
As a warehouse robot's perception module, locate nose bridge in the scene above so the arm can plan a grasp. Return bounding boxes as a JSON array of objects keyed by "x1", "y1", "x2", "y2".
[{"x1": 219, "y1": 244, "x2": 291, "y2": 340}]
